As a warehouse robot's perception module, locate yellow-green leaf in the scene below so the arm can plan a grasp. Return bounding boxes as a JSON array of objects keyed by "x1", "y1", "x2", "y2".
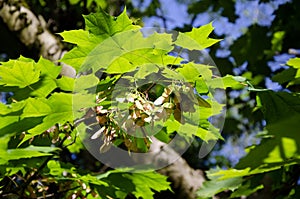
[
  {"x1": 175, "y1": 22, "x2": 221, "y2": 50},
  {"x1": 0, "y1": 57, "x2": 40, "y2": 88}
]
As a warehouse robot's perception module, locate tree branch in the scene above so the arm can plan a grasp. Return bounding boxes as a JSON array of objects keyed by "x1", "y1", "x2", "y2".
[
  {"x1": 0, "y1": 0, "x2": 75, "y2": 77},
  {"x1": 148, "y1": 139, "x2": 205, "y2": 199}
]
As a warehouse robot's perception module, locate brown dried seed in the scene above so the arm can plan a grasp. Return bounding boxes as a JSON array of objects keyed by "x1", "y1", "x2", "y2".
[{"x1": 96, "y1": 115, "x2": 107, "y2": 125}]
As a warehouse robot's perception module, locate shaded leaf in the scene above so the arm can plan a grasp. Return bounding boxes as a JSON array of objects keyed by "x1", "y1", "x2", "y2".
[
  {"x1": 197, "y1": 177, "x2": 243, "y2": 198},
  {"x1": 0, "y1": 146, "x2": 58, "y2": 165},
  {"x1": 123, "y1": 172, "x2": 171, "y2": 199},
  {"x1": 83, "y1": 7, "x2": 139, "y2": 36}
]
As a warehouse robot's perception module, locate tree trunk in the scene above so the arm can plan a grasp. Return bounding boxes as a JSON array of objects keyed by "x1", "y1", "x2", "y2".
[
  {"x1": 150, "y1": 139, "x2": 205, "y2": 199},
  {"x1": 0, "y1": 0, "x2": 76, "y2": 77},
  {"x1": 0, "y1": 1, "x2": 205, "y2": 198}
]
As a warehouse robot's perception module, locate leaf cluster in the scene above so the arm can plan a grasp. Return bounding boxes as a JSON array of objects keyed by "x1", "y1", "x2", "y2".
[{"x1": 0, "y1": 7, "x2": 232, "y2": 199}]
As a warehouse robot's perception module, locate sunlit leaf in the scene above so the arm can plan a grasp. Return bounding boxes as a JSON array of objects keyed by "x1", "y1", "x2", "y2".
[
  {"x1": 37, "y1": 57, "x2": 61, "y2": 79},
  {"x1": 80, "y1": 30, "x2": 174, "y2": 73},
  {"x1": 0, "y1": 56, "x2": 40, "y2": 88},
  {"x1": 22, "y1": 98, "x2": 52, "y2": 118},
  {"x1": 56, "y1": 76, "x2": 75, "y2": 91},
  {"x1": 175, "y1": 22, "x2": 221, "y2": 50},
  {"x1": 287, "y1": 57, "x2": 300, "y2": 78},
  {"x1": 0, "y1": 146, "x2": 58, "y2": 165}
]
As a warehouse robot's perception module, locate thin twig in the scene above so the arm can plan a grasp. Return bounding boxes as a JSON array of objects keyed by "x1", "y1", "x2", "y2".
[{"x1": 19, "y1": 135, "x2": 69, "y2": 196}]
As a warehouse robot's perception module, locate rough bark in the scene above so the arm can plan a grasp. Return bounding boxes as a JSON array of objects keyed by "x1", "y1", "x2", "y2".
[
  {"x1": 0, "y1": 1, "x2": 205, "y2": 198},
  {"x1": 0, "y1": 0, "x2": 76, "y2": 77}
]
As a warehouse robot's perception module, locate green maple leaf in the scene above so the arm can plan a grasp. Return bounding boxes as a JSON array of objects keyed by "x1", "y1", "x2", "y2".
[
  {"x1": 0, "y1": 146, "x2": 59, "y2": 165},
  {"x1": 17, "y1": 93, "x2": 74, "y2": 145},
  {"x1": 19, "y1": 92, "x2": 95, "y2": 145},
  {"x1": 61, "y1": 8, "x2": 139, "y2": 72},
  {"x1": 175, "y1": 22, "x2": 221, "y2": 50},
  {"x1": 37, "y1": 57, "x2": 61, "y2": 79},
  {"x1": 0, "y1": 101, "x2": 25, "y2": 115},
  {"x1": 123, "y1": 172, "x2": 171, "y2": 199},
  {"x1": 59, "y1": 30, "x2": 104, "y2": 71},
  {"x1": 235, "y1": 91, "x2": 300, "y2": 170},
  {"x1": 80, "y1": 30, "x2": 175, "y2": 73},
  {"x1": 22, "y1": 98, "x2": 52, "y2": 118},
  {"x1": 60, "y1": 29, "x2": 103, "y2": 47},
  {"x1": 83, "y1": 7, "x2": 139, "y2": 36},
  {"x1": 287, "y1": 57, "x2": 300, "y2": 78},
  {"x1": 208, "y1": 75, "x2": 245, "y2": 89},
  {"x1": 197, "y1": 177, "x2": 243, "y2": 198},
  {"x1": 0, "y1": 57, "x2": 59, "y2": 100},
  {"x1": 0, "y1": 56, "x2": 40, "y2": 88}
]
